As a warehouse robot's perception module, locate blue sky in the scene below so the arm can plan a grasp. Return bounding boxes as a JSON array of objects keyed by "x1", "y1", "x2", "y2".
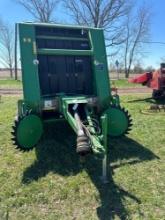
[{"x1": 0, "y1": 0, "x2": 165, "y2": 69}]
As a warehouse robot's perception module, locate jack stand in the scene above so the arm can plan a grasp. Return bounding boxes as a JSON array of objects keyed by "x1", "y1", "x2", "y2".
[
  {"x1": 100, "y1": 114, "x2": 109, "y2": 183},
  {"x1": 100, "y1": 155, "x2": 109, "y2": 183},
  {"x1": 79, "y1": 156, "x2": 86, "y2": 164}
]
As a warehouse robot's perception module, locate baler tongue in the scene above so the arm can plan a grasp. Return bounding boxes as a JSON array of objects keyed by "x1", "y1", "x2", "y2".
[{"x1": 60, "y1": 97, "x2": 108, "y2": 157}]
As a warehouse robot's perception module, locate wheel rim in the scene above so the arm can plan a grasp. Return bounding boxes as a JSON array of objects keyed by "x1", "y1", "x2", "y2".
[
  {"x1": 106, "y1": 106, "x2": 132, "y2": 137},
  {"x1": 12, "y1": 114, "x2": 43, "y2": 151}
]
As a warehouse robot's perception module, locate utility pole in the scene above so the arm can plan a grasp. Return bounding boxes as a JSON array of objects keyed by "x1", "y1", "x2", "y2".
[
  {"x1": 115, "y1": 60, "x2": 119, "y2": 80},
  {"x1": 14, "y1": 23, "x2": 18, "y2": 80}
]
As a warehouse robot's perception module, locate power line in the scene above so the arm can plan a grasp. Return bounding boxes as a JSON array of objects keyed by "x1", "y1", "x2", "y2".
[{"x1": 139, "y1": 41, "x2": 165, "y2": 45}]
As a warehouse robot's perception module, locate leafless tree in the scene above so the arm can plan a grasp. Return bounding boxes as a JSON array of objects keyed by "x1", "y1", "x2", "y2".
[
  {"x1": 133, "y1": 61, "x2": 144, "y2": 74},
  {"x1": 0, "y1": 19, "x2": 14, "y2": 78},
  {"x1": 17, "y1": 0, "x2": 59, "y2": 22},
  {"x1": 123, "y1": 5, "x2": 151, "y2": 78},
  {"x1": 161, "y1": 57, "x2": 165, "y2": 63},
  {"x1": 145, "y1": 65, "x2": 155, "y2": 72},
  {"x1": 63, "y1": 0, "x2": 132, "y2": 46}
]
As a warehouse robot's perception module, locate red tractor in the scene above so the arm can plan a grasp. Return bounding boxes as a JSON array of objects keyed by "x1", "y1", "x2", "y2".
[{"x1": 129, "y1": 63, "x2": 165, "y2": 100}]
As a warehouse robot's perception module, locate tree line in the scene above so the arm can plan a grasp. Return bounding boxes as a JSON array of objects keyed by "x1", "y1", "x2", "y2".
[{"x1": 0, "y1": 0, "x2": 152, "y2": 79}]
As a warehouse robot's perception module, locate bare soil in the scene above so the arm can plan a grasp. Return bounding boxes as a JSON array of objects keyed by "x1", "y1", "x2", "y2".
[
  {"x1": 0, "y1": 87, "x2": 152, "y2": 95},
  {"x1": 118, "y1": 87, "x2": 152, "y2": 94}
]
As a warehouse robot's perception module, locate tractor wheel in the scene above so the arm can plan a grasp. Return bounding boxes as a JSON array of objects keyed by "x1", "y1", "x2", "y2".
[
  {"x1": 11, "y1": 111, "x2": 43, "y2": 152},
  {"x1": 106, "y1": 105, "x2": 133, "y2": 137}
]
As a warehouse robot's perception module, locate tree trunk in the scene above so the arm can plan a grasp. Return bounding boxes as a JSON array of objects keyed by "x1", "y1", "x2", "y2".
[
  {"x1": 125, "y1": 69, "x2": 129, "y2": 78},
  {"x1": 9, "y1": 67, "x2": 13, "y2": 78}
]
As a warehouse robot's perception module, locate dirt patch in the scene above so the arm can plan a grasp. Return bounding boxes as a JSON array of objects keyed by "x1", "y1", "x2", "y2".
[
  {"x1": 0, "y1": 87, "x2": 152, "y2": 95},
  {"x1": 0, "y1": 89, "x2": 22, "y2": 95},
  {"x1": 118, "y1": 87, "x2": 152, "y2": 94},
  {"x1": 0, "y1": 70, "x2": 21, "y2": 79}
]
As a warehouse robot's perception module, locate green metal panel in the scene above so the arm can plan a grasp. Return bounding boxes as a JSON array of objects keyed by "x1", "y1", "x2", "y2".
[
  {"x1": 89, "y1": 29, "x2": 111, "y2": 104},
  {"x1": 19, "y1": 23, "x2": 40, "y2": 103},
  {"x1": 19, "y1": 22, "x2": 99, "y2": 30},
  {"x1": 19, "y1": 22, "x2": 111, "y2": 109},
  {"x1": 36, "y1": 35, "x2": 89, "y2": 41},
  {"x1": 38, "y1": 49, "x2": 93, "y2": 56}
]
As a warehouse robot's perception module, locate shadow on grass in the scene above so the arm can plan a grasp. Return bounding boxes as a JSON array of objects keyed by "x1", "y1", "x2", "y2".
[
  {"x1": 128, "y1": 97, "x2": 165, "y2": 105},
  {"x1": 22, "y1": 122, "x2": 159, "y2": 220}
]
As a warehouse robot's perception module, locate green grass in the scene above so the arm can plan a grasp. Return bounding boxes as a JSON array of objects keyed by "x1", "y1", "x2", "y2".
[
  {"x1": 111, "y1": 79, "x2": 143, "y2": 88},
  {"x1": 0, "y1": 79, "x2": 143, "y2": 90},
  {"x1": 0, "y1": 79, "x2": 22, "y2": 89},
  {"x1": 0, "y1": 95, "x2": 164, "y2": 219}
]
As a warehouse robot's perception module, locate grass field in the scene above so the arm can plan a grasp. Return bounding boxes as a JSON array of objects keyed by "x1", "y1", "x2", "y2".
[
  {"x1": 0, "y1": 95, "x2": 164, "y2": 220},
  {"x1": 0, "y1": 78, "x2": 142, "y2": 90},
  {"x1": 111, "y1": 79, "x2": 143, "y2": 88},
  {"x1": 0, "y1": 80, "x2": 22, "y2": 89}
]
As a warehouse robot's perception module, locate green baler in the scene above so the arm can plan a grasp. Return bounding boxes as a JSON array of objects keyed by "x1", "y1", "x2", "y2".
[{"x1": 12, "y1": 22, "x2": 132, "y2": 181}]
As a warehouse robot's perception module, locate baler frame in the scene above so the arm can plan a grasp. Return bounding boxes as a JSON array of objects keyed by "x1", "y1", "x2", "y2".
[{"x1": 12, "y1": 22, "x2": 132, "y2": 182}]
